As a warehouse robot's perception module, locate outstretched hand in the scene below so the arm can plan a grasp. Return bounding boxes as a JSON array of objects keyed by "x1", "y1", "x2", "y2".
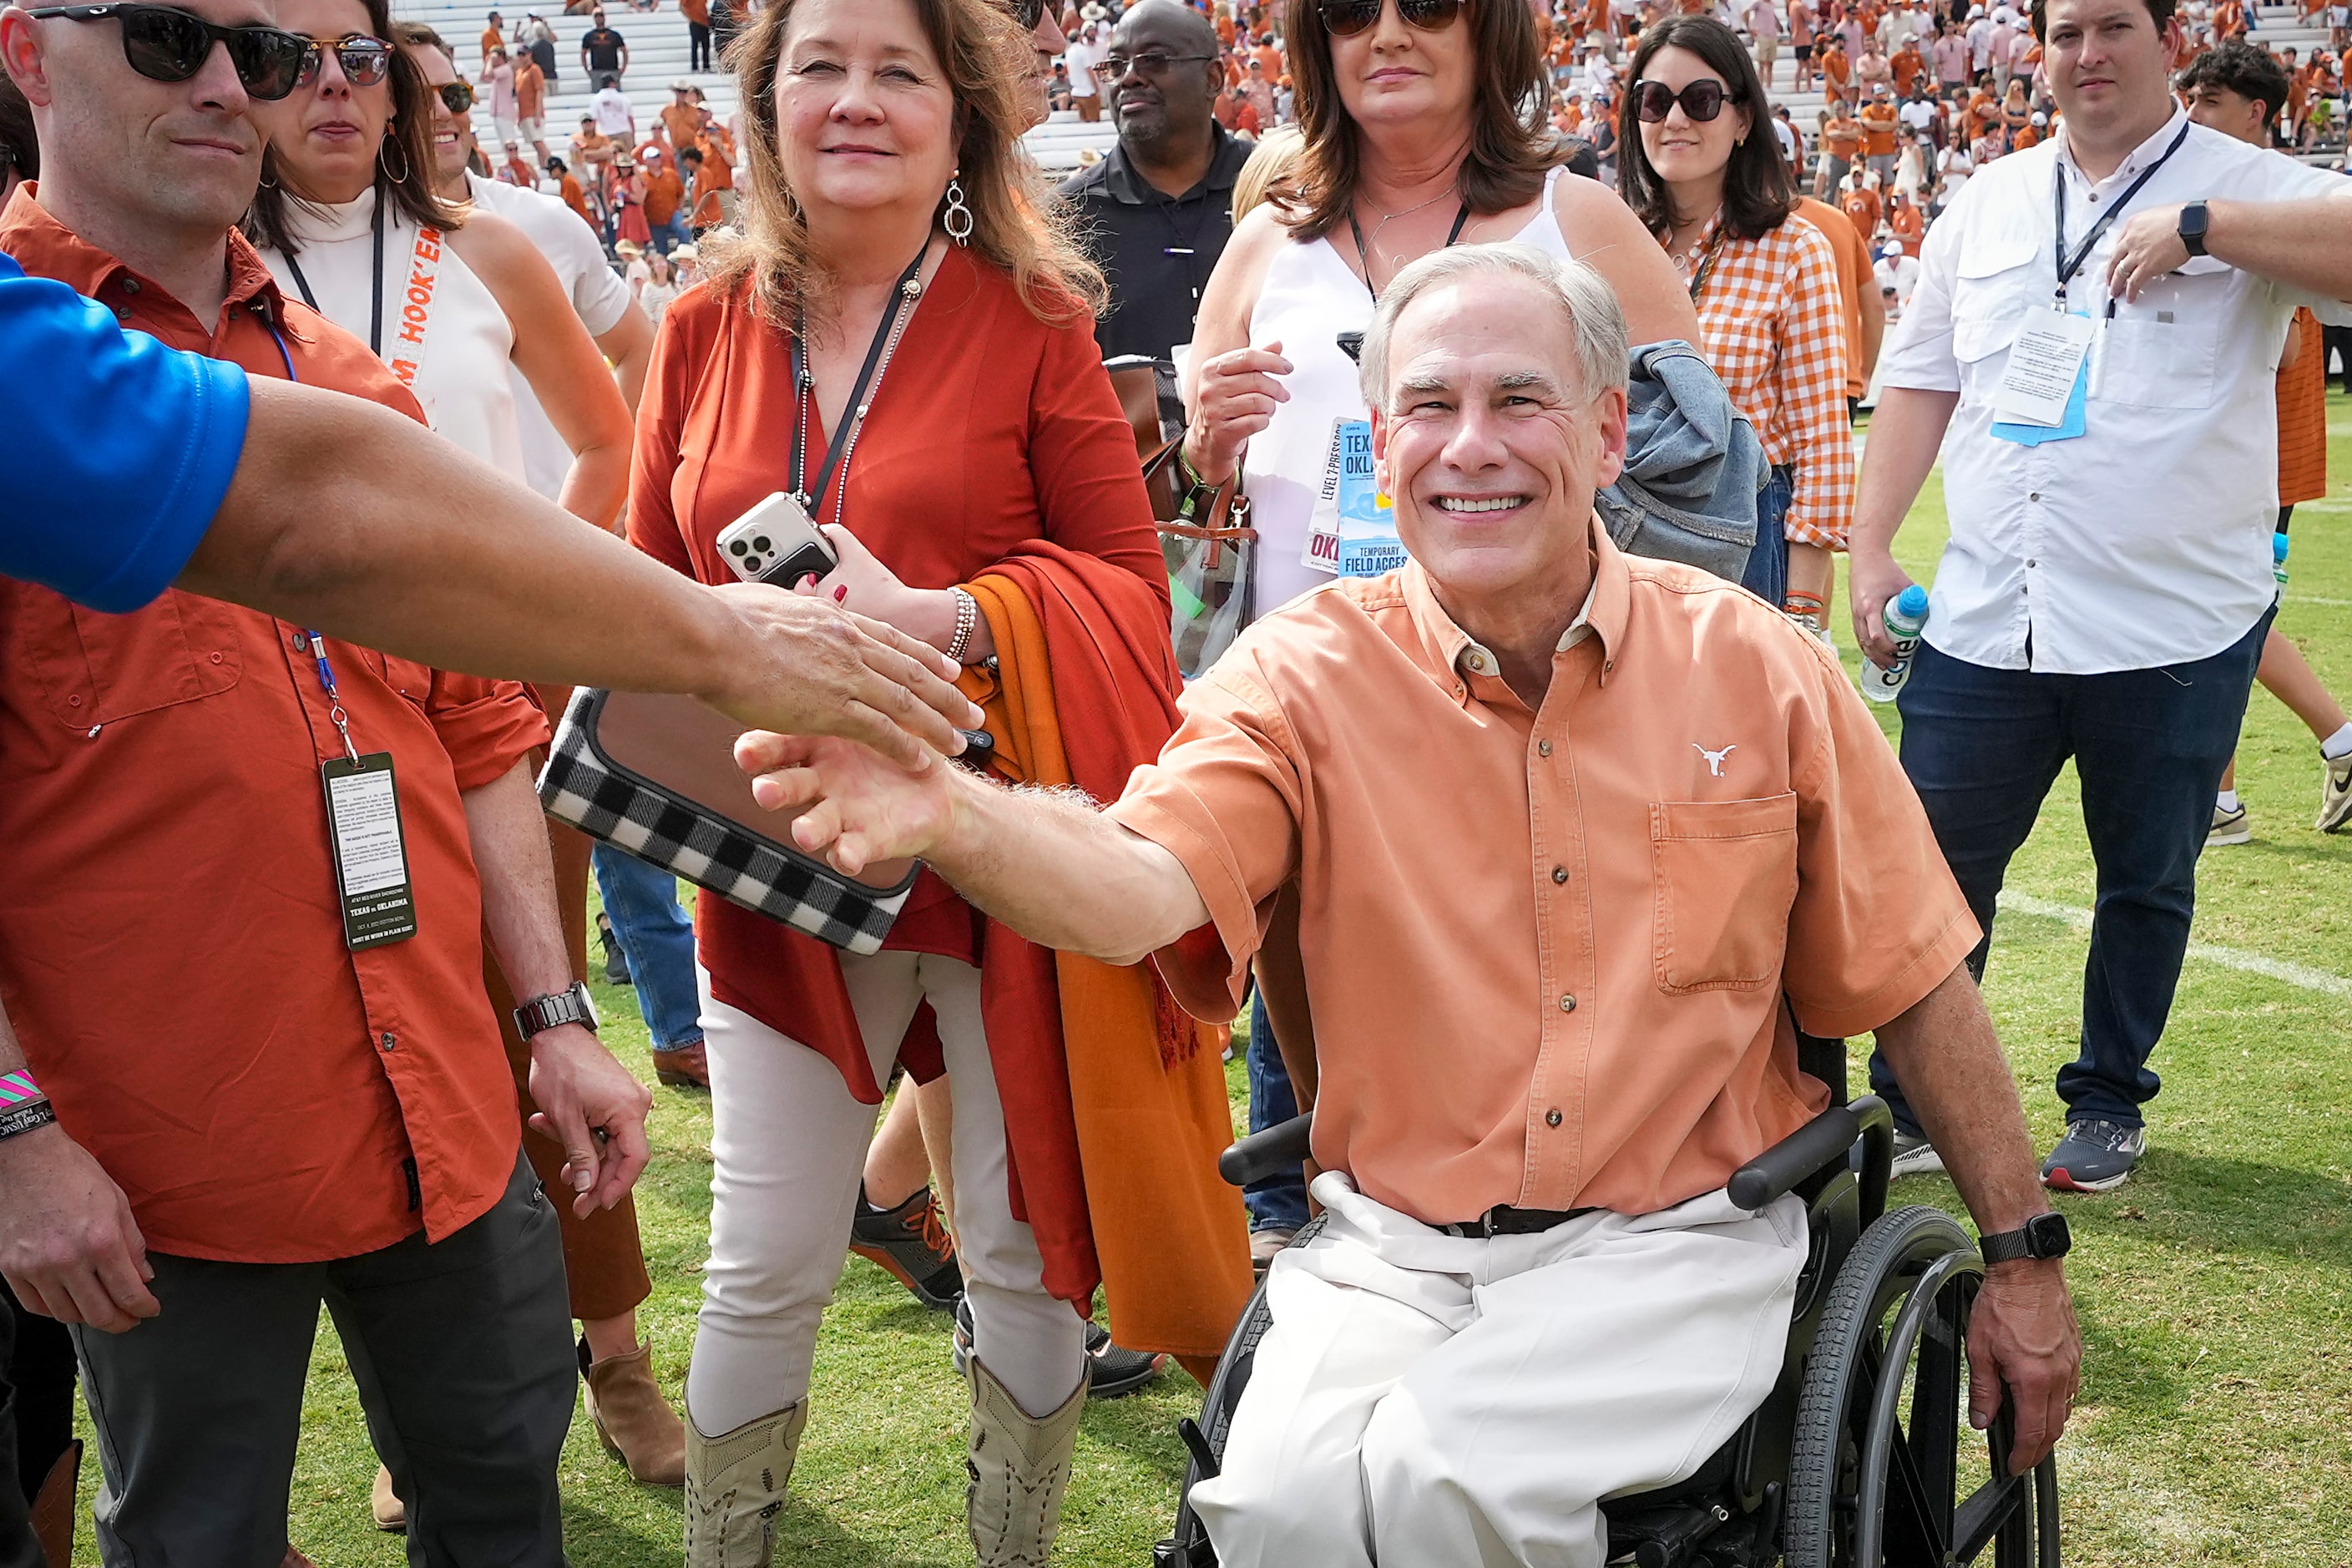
[
  {"x1": 736, "y1": 730, "x2": 964, "y2": 877},
  {"x1": 1965, "y1": 1257, "x2": 2081, "y2": 1475},
  {"x1": 706, "y1": 584, "x2": 982, "y2": 772}
]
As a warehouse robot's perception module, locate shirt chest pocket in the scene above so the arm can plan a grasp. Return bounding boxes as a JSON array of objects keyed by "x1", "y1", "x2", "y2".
[
  {"x1": 8, "y1": 591, "x2": 243, "y2": 730},
  {"x1": 1651, "y1": 792, "x2": 1799, "y2": 994},
  {"x1": 1949, "y1": 225, "x2": 2041, "y2": 381},
  {"x1": 2092, "y1": 256, "x2": 2229, "y2": 410}
]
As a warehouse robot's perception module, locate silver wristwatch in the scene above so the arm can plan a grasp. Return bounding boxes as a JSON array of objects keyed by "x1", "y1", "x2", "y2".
[{"x1": 513, "y1": 980, "x2": 599, "y2": 1042}]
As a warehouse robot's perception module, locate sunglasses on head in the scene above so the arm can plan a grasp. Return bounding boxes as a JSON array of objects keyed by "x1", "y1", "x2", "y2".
[
  {"x1": 1631, "y1": 78, "x2": 1735, "y2": 122},
  {"x1": 1317, "y1": 0, "x2": 1467, "y2": 38},
  {"x1": 295, "y1": 32, "x2": 393, "y2": 88},
  {"x1": 437, "y1": 79, "x2": 474, "y2": 113},
  {"x1": 24, "y1": 3, "x2": 309, "y2": 99}
]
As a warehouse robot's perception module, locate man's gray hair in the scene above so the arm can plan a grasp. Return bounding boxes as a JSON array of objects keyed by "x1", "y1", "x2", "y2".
[{"x1": 1358, "y1": 243, "x2": 1630, "y2": 415}]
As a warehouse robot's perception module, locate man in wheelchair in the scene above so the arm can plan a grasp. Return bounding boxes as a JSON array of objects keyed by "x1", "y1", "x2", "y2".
[{"x1": 737, "y1": 242, "x2": 2084, "y2": 1567}]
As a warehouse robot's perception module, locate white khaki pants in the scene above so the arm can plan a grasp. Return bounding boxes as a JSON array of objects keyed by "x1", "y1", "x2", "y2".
[
  {"x1": 684, "y1": 952, "x2": 1086, "y2": 1435},
  {"x1": 1192, "y1": 1172, "x2": 1808, "y2": 1568}
]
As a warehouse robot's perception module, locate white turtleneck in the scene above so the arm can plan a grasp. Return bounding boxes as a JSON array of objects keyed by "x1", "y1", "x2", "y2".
[{"x1": 256, "y1": 184, "x2": 528, "y2": 482}]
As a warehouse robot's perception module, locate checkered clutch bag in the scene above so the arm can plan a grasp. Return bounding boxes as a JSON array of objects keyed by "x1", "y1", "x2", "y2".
[{"x1": 536, "y1": 687, "x2": 915, "y2": 953}]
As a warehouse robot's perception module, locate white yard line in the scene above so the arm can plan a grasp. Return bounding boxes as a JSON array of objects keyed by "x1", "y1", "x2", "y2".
[{"x1": 1997, "y1": 891, "x2": 2352, "y2": 999}]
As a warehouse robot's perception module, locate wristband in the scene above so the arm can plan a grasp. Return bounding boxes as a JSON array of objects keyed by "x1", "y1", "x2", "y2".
[
  {"x1": 0, "y1": 1098, "x2": 56, "y2": 1144},
  {"x1": 0, "y1": 1070, "x2": 39, "y2": 1107},
  {"x1": 946, "y1": 587, "x2": 979, "y2": 665},
  {"x1": 1174, "y1": 445, "x2": 1226, "y2": 523}
]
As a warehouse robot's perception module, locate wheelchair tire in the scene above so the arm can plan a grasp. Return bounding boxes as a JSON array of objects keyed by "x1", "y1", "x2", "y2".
[{"x1": 1783, "y1": 1203, "x2": 2057, "y2": 1568}]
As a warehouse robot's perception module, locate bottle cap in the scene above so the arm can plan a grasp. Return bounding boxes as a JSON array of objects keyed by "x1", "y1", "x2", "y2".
[{"x1": 1895, "y1": 584, "x2": 1930, "y2": 616}]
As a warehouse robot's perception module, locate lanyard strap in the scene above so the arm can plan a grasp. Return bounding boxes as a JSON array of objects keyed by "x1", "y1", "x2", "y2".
[
  {"x1": 787, "y1": 247, "x2": 929, "y2": 516},
  {"x1": 2053, "y1": 119, "x2": 2191, "y2": 303},
  {"x1": 1346, "y1": 201, "x2": 1472, "y2": 303},
  {"x1": 275, "y1": 191, "x2": 387, "y2": 355},
  {"x1": 301, "y1": 630, "x2": 361, "y2": 763}
]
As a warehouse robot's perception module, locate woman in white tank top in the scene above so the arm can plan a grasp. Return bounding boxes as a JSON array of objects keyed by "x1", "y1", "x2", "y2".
[
  {"x1": 1185, "y1": 0, "x2": 1707, "y2": 617},
  {"x1": 246, "y1": 3, "x2": 630, "y2": 525}
]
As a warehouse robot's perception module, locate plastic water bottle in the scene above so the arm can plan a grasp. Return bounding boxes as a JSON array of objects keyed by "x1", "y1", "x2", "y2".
[
  {"x1": 1860, "y1": 584, "x2": 1930, "y2": 704},
  {"x1": 2274, "y1": 532, "x2": 2291, "y2": 587}
]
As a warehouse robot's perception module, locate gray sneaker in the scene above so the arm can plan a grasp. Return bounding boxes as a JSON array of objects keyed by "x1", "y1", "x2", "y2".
[
  {"x1": 2318, "y1": 751, "x2": 2352, "y2": 834},
  {"x1": 2041, "y1": 1119, "x2": 2147, "y2": 1192},
  {"x1": 2208, "y1": 801, "x2": 2252, "y2": 847},
  {"x1": 1890, "y1": 1129, "x2": 1945, "y2": 1178}
]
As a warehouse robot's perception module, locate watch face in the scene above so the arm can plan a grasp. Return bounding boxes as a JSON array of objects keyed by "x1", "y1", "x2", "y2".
[{"x1": 2026, "y1": 1211, "x2": 2071, "y2": 1257}]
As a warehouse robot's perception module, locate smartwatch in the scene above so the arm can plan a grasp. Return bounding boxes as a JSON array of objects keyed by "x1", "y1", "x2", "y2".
[
  {"x1": 2177, "y1": 200, "x2": 2211, "y2": 259},
  {"x1": 1978, "y1": 1211, "x2": 2071, "y2": 1266},
  {"x1": 513, "y1": 980, "x2": 599, "y2": 1042}
]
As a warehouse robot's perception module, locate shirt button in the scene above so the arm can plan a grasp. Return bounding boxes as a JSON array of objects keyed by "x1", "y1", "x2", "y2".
[
  {"x1": 67, "y1": 695, "x2": 81, "y2": 708},
  {"x1": 1538, "y1": 739, "x2": 1554, "y2": 758},
  {"x1": 379, "y1": 1031, "x2": 397, "y2": 1052},
  {"x1": 2027, "y1": 492, "x2": 2040, "y2": 502},
  {"x1": 1545, "y1": 1108, "x2": 1564, "y2": 1128},
  {"x1": 2027, "y1": 559, "x2": 2038, "y2": 569},
  {"x1": 1552, "y1": 866, "x2": 1569, "y2": 884},
  {"x1": 121, "y1": 276, "x2": 140, "y2": 294},
  {"x1": 292, "y1": 631, "x2": 310, "y2": 651},
  {"x1": 209, "y1": 651, "x2": 224, "y2": 665},
  {"x1": 1560, "y1": 994, "x2": 1578, "y2": 1013}
]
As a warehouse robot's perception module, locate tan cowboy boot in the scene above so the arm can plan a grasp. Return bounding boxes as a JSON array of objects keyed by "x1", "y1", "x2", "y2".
[
  {"x1": 370, "y1": 1462, "x2": 405, "y2": 1531},
  {"x1": 685, "y1": 1401, "x2": 807, "y2": 1568},
  {"x1": 582, "y1": 1337, "x2": 687, "y2": 1485},
  {"x1": 29, "y1": 1439, "x2": 79, "y2": 1568},
  {"x1": 964, "y1": 1357, "x2": 1086, "y2": 1567}
]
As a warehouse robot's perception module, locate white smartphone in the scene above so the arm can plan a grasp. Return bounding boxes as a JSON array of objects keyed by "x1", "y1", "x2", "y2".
[{"x1": 716, "y1": 492, "x2": 838, "y2": 586}]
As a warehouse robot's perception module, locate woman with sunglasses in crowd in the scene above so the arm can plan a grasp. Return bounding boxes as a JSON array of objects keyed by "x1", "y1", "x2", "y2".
[
  {"x1": 630, "y1": 0, "x2": 1251, "y2": 1561},
  {"x1": 1178, "y1": 0, "x2": 1697, "y2": 1182},
  {"x1": 245, "y1": 2, "x2": 630, "y2": 529},
  {"x1": 1618, "y1": 15, "x2": 1853, "y2": 620}
]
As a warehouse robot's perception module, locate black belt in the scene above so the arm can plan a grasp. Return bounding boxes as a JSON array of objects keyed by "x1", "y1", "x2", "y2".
[{"x1": 1432, "y1": 1203, "x2": 1600, "y2": 1239}]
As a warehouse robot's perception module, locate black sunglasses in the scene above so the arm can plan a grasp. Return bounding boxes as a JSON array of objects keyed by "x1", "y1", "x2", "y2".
[
  {"x1": 24, "y1": 3, "x2": 309, "y2": 99},
  {"x1": 437, "y1": 79, "x2": 474, "y2": 113},
  {"x1": 1090, "y1": 50, "x2": 1217, "y2": 83},
  {"x1": 1318, "y1": 0, "x2": 1466, "y2": 36},
  {"x1": 1631, "y1": 78, "x2": 1736, "y2": 123},
  {"x1": 296, "y1": 32, "x2": 393, "y2": 89}
]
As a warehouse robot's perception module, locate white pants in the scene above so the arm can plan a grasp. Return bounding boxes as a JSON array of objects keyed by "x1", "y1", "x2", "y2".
[
  {"x1": 685, "y1": 952, "x2": 1085, "y2": 1434},
  {"x1": 1192, "y1": 1172, "x2": 1808, "y2": 1568}
]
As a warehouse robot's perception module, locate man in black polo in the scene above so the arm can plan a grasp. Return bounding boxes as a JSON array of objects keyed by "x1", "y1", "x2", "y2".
[
  {"x1": 579, "y1": 8, "x2": 626, "y2": 85},
  {"x1": 1059, "y1": 0, "x2": 1252, "y2": 360}
]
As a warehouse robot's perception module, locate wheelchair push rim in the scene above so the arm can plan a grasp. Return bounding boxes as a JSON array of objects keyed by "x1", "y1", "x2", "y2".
[{"x1": 1785, "y1": 1204, "x2": 2061, "y2": 1568}]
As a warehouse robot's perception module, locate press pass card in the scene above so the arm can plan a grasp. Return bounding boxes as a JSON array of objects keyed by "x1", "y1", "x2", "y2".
[{"x1": 321, "y1": 753, "x2": 419, "y2": 949}]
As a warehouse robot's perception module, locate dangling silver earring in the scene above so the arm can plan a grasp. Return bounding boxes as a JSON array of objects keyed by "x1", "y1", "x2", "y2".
[
  {"x1": 943, "y1": 172, "x2": 974, "y2": 247},
  {"x1": 378, "y1": 128, "x2": 410, "y2": 185}
]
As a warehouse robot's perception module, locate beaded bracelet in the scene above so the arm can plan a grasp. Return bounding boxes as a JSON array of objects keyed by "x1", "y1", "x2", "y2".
[{"x1": 946, "y1": 587, "x2": 979, "y2": 665}]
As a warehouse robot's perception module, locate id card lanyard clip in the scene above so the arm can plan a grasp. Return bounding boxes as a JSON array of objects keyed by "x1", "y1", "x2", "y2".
[{"x1": 305, "y1": 630, "x2": 362, "y2": 765}]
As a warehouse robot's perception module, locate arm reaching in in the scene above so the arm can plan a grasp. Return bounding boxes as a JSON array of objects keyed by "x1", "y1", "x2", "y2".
[
  {"x1": 1874, "y1": 965, "x2": 2083, "y2": 1476},
  {"x1": 736, "y1": 731, "x2": 1211, "y2": 967},
  {"x1": 182, "y1": 378, "x2": 984, "y2": 768}
]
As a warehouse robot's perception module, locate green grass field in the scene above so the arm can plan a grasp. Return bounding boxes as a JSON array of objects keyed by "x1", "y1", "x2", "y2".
[{"x1": 70, "y1": 406, "x2": 2352, "y2": 1566}]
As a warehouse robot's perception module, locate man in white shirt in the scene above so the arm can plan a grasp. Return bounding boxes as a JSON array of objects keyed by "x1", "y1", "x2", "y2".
[
  {"x1": 1850, "y1": 0, "x2": 2352, "y2": 1194},
  {"x1": 590, "y1": 77, "x2": 635, "y2": 139},
  {"x1": 1874, "y1": 238, "x2": 1921, "y2": 302},
  {"x1": 1064, "y1": 20, "x2": 1108, "y2": 123}
]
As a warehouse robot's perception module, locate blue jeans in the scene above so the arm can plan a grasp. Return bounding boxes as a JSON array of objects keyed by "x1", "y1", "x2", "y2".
[
  {"x1": 649, "y1": 213, "x2": 692, "y2": 255},
  {"x1": 1242, "y1": 989, "x2": 1308, "y2": 1233},
  {"x1": 591, "y1": 845, "x2": 704, "y2": 1050},
  {"x1": 1868, "y1": 613, "x2": 2271, "y2": 1134},
  {"x1": 1740, "y1": 463, "x2": 1794, "y2": 608}
]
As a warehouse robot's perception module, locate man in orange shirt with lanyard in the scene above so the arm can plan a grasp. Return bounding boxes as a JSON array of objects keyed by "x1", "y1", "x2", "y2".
[
  {"x1": 0, "y1": 3, "x2": 653, "y2": 1560},
  {"x1": 743, "y1": 245, "x2": 2083, "y2": 1567}
]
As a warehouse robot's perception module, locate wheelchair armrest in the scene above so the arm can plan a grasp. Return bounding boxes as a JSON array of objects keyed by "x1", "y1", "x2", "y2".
[
  {"x1": 1727, "y1": 1095, "x2": 1894, "y2": 1215},
  {"x1": 1218, "y1": 1111, "x2": 1314, "y2": 1188}
]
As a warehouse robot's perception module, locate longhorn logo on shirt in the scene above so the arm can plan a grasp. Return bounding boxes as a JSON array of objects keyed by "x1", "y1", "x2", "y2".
[{"x1": 1693, "y1": 743, "x2": 1737, "y2": 777}]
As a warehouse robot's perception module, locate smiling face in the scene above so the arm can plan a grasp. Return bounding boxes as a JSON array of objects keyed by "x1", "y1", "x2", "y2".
[
  {"x1": 1105, "y1": 0, "x2": 1217, "y2": 151},
  {"x1": 2037, "y1": 0, "x2": 2178, "y2": 136},
  {"x1": 1328, "y1": 0, "x2": 1477, "y2": 134},
  {"x1": 772, "y1": 0, "x2": 955, "y2": 222},
  {"x1": 1636, "y1": 45, "x2": 1748, "y2": 190},
  {"x1": 1372, "y1": 271, "x2": 1626, "y2": 611},
  {"x1": 251, "y1": 0, "x2": 392, "y2": 203},
  {"x1": 3, "y1": 0, "x2": 274, "y2": 234},
  {"x1": 402, "y1": 39, "x2": 472, "y2": 183}
]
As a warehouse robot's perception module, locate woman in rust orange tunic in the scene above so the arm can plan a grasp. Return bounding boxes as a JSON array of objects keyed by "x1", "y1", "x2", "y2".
[{"x1": 629, "y1": 0, "x2": 1247, "y2": 1560}]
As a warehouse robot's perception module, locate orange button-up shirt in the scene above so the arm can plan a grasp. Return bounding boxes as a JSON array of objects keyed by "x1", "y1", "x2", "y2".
[
  {"x1": 1108, "y1": 523, "x2": 1978, "y2": 1224},
  {"x1": 0, "y1": 192, "x2": 548, "y2": 1262}
]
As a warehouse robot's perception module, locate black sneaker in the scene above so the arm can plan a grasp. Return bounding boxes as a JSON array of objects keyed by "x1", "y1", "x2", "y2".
[
  {"x1": 595, "y1": 910, "x2": 632, "y2": 985},
  {"x1": 2041, "y1": 1118, "x2": 2147, "y2": 1193},
  {"x1": 950, "y1": 1296, "x2": 1166, "y2": 1399},
  {"x1": 848, "y1": 1186, "x2": 964, "y2": 1310}
]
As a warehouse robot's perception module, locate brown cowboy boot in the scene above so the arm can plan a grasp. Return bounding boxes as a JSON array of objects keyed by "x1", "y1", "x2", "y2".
[
  {"x1": 581, "y1": 1336, "x2": 687, "y2": 1485},
  {"x1": 29, "y1": 1439, "x2": 79, "y2": 1568}
]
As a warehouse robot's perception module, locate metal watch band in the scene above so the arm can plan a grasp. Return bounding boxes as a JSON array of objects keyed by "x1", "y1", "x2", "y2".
[{"x1": 513, "y1": 980, "x2": 598, "y2": 1041}]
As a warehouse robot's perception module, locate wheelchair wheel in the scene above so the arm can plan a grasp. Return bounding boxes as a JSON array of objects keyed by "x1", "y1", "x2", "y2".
[{"x1": 1783, "y1": 1205, "x2": 2060, "y2": 1568}]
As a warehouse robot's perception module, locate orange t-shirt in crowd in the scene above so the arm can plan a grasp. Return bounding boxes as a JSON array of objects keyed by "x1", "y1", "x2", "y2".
[
  {"x1": 1107, "y1": 522, "x2": 1979, "y2": 1224},
  {"x1": 1892, "y1": 43, "x2": 1924, "y2": 94},
  {"x1": 642, "y1": 166, "x2": 685, "y2": 225},
  {"x1": 661, "y1": 101, "x2": 700, "y2": 152},
  {"x1": 1254, "y1": 39, "x2": 1282, "y2": 78},
  {"x1": 2012, "y1": 124, "x2": 2041, "y2": 149},
  {"x1": 1888, "y1": 197, "x2": 1925, "y2": 255},
  {"x1": 1798, "y1": 194, "x2": 1873, "y2": 398},
  {"x1": 559, "y1": 171, "x2": 594, "y2": 225},
  {"x1": 479, "y1": 22, "x2": 501, "y2": 57},
  {"x1": 696, "y1": 125, "x2": 736, "y2": 189},
  {"x1": 1841, "y1": 184, "x2": 1882, "y2": 235},
  {"x1": 1859, "y1": 99, "x2": 1899, "y2": 154},
  {"x1": 0, "y1": 190, "x2": 548, "y2": 1264},
  {"x1": 1823, "y1": 114, "x2": 1864, "y2": 159},
  {"x1": 2279, "y1": 307, "x2": 2329, "y2": 506},
  {"x1": 1216, "y1": 9, "x2": 1237, "y2": 44},
  {"x1": 1821, "y1": 43, "x2": 1851, "y2": 92}
]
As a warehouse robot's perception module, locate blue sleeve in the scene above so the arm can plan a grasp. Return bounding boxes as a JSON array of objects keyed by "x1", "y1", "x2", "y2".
[{"x1": 0, "y1": 253, "x2": 251, "y2": 613}]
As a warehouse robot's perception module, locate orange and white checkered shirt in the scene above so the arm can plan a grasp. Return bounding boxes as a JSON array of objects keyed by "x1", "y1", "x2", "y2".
[{"x1": 1667, "y1": 210, "x2": 1856, "y2": 551}]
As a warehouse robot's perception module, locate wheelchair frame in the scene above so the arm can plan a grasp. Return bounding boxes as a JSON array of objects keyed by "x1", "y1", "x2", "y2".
[{"x1": 1153, "y1": 1042, "x2": 2061, "y2": 1568}]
